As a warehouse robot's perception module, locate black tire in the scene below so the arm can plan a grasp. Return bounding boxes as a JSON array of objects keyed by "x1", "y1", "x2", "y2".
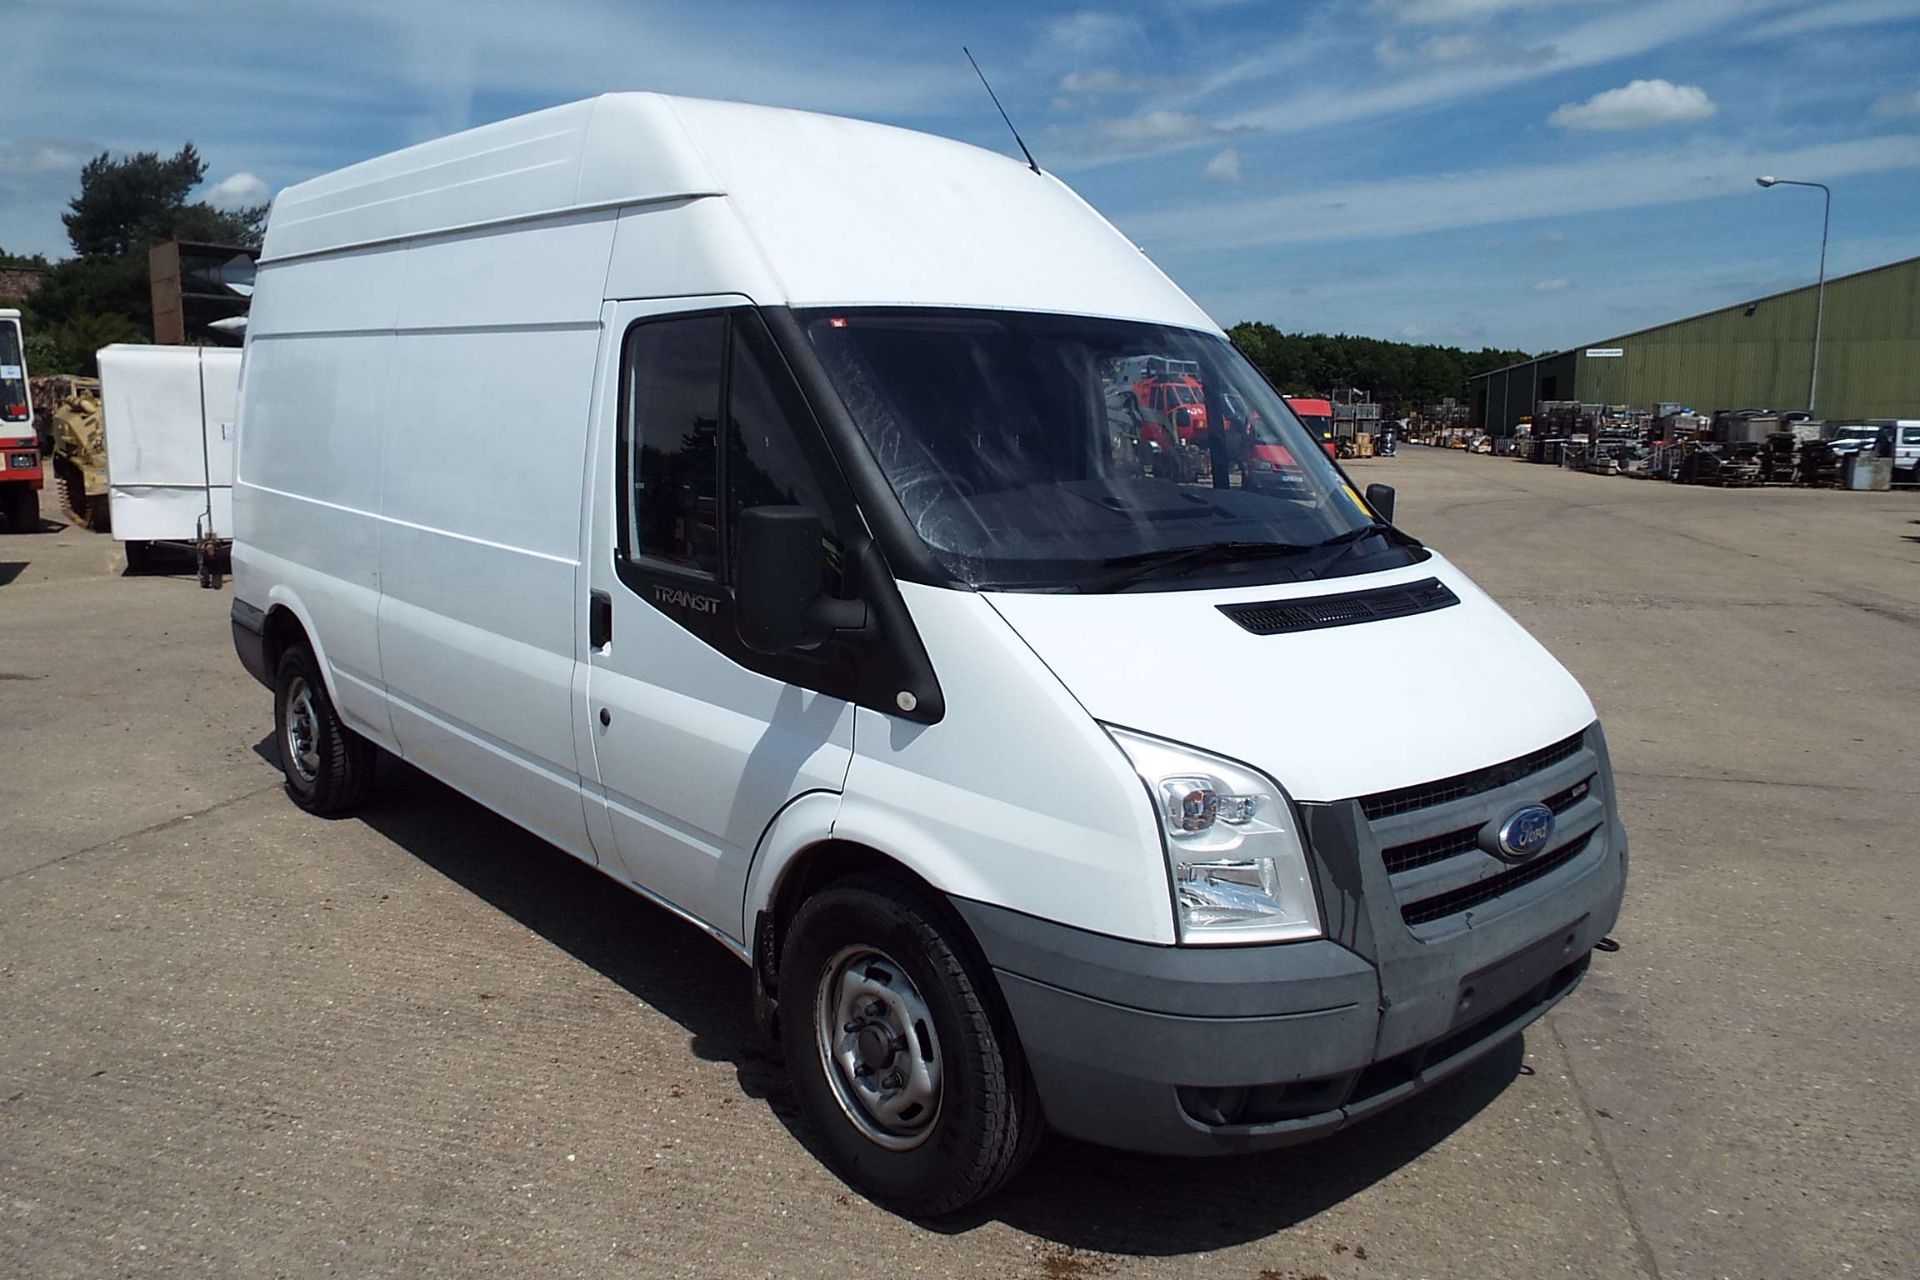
[
  {"x1": 272, "y1": 645, "x2": 375, "y2": 815},
  {"x1": 1, "y1": 485, "x2": 37, "y2": 533},
  {"x1": 779, "y1": 875, "x2": 1042, "y2": 1216}
]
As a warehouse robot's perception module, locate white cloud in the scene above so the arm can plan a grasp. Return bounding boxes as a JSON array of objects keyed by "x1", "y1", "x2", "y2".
[
  {"x1": 1203, "y1": 148, "x2": 1242, "y2": 182},
  {"x1": 1101, "y1": 109, "x2": 1217, "y2": 147},
  {"x1": 1213, "y1": 0, "x2": 1766, "y2": 143},
  {"x1": 1873, "y1": 87, "x2": 1920, "y2": 118},
  {"x1": 1377, "y1": 0, "x2": 1583, "y2": 25},
  {"x1": 1549, "y1": 79, "x2": 1717, "y2": 131},
  {"x1": 1534, "y1": 277, "x2": 1572, "y2": 292},
  {"x1": 1120, "y1": 133, "x2": 1920, "y2": 250},
  {"x1": 0, "y1": 139, "x2": 93, "y2": 175},
  {"x1": 1375, "y1": 32, "x2": 1484, "y2": 66},
  {"x1": 203, "y1": 172, "x2": 269, "y2": 209},
  {"x1": 1047, "y1": 11, "x2": 1139, "y2": 56},
  {"x1": 1534, "y1": 229, "x2": 1568, "y2": 246},
  {"x1": 1746, "y1": 0, "x2": 1918, "y2": 40},
  {"x1": 1051, "y1": 109, "x2": 1251, "y2": 163},
  {"x1": 1060, "y1": 67, "x2": 1174, "y2": 95}
]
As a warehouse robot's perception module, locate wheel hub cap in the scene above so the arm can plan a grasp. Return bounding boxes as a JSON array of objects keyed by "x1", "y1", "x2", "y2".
[
  {"x1": 285, "y1": 677, "x2": 321, "y2": 784},
  {"x1": 814, "y1": 946, "x2": 943, "y2": 1151}
]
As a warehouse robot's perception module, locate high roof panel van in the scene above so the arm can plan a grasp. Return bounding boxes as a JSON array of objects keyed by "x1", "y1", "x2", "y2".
[{"x1": 230, "y1": 94, "x2": 1626, "y2": 1214}]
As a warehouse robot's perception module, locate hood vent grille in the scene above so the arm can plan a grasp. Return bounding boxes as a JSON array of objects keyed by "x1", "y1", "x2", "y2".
[{"x1": 1218, "y1": 577, "x2": 1459, "y2": 636}]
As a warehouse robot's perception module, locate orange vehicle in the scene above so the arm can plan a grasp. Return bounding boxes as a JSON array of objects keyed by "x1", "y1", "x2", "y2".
[
  {"x1": 1284, "y1": 395, "x2": 1337, "y2": 459},
  {"x1": 1128, "y1": 357, "x2": 1209, "y2": 445},
  {"x1": 1237, "y1": 394, "x2": 1307, "y2": 493},
  {"x1": 0, "y1": 309, "x2": 41, "y2": 533}
]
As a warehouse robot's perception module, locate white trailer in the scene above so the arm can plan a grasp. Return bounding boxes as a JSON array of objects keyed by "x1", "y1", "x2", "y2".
[{"x1": 98, "y1": 344, "x2": 240, "y2": 585}]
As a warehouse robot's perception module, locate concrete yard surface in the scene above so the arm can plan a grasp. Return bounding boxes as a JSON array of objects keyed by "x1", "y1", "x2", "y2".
[{"x1": 1, "y1": 452, "x2": 1915, "y2": 1278}]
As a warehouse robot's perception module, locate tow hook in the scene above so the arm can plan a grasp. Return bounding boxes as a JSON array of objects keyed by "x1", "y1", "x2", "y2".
[{"x1": 1594, "y1": 936, "x2": 1621, "y2": 953}]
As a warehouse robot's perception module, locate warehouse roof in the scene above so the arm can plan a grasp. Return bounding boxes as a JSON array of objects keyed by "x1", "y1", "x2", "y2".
[{"x1": 1469, "y1": 251, "x2": 1920, "y2": 382}]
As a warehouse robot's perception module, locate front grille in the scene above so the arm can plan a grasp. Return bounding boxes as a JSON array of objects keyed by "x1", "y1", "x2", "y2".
[
  {"x1": 1544, "y1": 775, "x2": 1595, "y2": 813},
  {"x1": 1381, "y1": 825, "x2": 1479, "y2": 874},
  {"x1": 1381, "y1": 773, "x2": 1596, "y2": 875},
  {"x1": 1400, "y1": 829, "x2": 1594, "y2": 926},
  {"x1": 1360, "y1": 731, "x2": 1585, "y2": 820},
  {"x1": 1217, "y1": 577, "x2": 1458, "y2": 637}
]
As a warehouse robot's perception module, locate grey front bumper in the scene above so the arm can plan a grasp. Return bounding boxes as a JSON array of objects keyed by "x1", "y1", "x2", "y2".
[{"x1": 951, "y1": 732, "x2": 1627, "y2": 1156}]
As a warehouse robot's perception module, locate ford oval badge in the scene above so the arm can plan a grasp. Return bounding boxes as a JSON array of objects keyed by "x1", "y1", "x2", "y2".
[{"x1": 1496, "y1": 804, "x2": 1556, "y2": 860}]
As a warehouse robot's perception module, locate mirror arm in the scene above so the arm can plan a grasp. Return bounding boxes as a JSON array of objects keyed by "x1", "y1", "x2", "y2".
[{"x1": 810, "y1": 596, "x2": 868, "y2": 635}]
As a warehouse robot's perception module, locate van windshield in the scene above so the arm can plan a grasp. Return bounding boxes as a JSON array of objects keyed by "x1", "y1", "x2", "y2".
[{"x1": 802, "y1": 308, "x2": 1419, "y2": 591}]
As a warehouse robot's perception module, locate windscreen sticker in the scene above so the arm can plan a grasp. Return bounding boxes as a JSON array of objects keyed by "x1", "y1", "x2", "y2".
[
  {"x1": 0, "y1": 366, "x2": 21, "y2": 379},
  {"x1": 1341, "y1": 483, "x2": 1370, "y2": 513}
]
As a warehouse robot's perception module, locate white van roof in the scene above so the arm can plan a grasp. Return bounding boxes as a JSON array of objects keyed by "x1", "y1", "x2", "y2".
[{"x1": 261, "y1": 93, "x2": 1216, "y2": 330}]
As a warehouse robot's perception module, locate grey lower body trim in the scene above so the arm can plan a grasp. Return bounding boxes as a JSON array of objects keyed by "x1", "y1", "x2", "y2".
[{"x1": 231, "y1": 599, "x2": 270, "y2": 689}]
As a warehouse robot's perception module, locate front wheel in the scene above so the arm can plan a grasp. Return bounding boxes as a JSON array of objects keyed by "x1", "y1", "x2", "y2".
[
  {"x1": 273, "y1": 646, "x2": 375, "y2": 815},
  {"x1": 779, "y1": 876, "x2": 1042, "y2": 1216}
]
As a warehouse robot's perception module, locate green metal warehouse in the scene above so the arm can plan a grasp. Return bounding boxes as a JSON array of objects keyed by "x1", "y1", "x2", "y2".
[{"x1": 1468, "y1": 252, "x2": 1920, "y2": 435}]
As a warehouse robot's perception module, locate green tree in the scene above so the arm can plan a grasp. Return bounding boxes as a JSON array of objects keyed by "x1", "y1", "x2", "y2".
[
  {"x1": 1227, "y1": 321, "x2": 1532, "y2": 414},
  {"x1": 25, "y1": 144, "x2": 266, "y2": 374},
  {"x1": 61, "y1": 144, "x2": 263, "y2": 259}
]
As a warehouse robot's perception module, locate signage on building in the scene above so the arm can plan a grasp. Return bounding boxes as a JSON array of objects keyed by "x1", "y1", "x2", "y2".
[{"x1": 1585, "y1": 347, "x2": 1624, "y2": 358}]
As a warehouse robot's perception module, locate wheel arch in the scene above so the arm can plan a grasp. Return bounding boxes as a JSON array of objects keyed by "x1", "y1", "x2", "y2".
[
  {"x1": 259, "y1": 591, "x2": 344, "y2": 710},
  {"x1": 746, "y1": 810, "x2": 1001, "y2": 1017}
]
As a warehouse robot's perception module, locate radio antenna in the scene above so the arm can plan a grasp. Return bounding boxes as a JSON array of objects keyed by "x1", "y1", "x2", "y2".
[{"x1": 964, "y1": 46, "x2": 1040, "y2": 174}]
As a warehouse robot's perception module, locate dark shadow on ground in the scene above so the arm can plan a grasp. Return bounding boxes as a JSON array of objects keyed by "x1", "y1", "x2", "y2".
[
  {"x1": 0, "y1": 562, "x2": 25, "y2": 587},
  {"x1": 340, "y1": 751, "x2": 1525, "y2": 1254},
  {"x1": 123, "y1": 540, "x2": 230, "y2": 578}
]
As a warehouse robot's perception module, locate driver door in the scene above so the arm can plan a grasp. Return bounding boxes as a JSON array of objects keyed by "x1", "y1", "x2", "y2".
[{"x1": 579, "y1": 297, "x2": 856, "y2": 947}]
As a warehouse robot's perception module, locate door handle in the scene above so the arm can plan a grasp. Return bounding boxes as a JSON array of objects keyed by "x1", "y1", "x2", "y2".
[{"x1": 589, "y1": 589, "x2": 613, "y2": 649}]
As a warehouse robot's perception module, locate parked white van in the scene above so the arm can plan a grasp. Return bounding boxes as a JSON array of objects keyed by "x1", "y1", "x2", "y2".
[{"x1": 232, "y1": 94, "x2": 1626, "y2": 1214}]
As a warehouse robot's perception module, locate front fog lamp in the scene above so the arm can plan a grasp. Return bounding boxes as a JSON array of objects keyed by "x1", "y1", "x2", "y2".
[{"x1": 1109, "y1": 727, "x2": 1322, "y2": 945}]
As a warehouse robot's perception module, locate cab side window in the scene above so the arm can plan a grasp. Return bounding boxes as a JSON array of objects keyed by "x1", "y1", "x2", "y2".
[
  {"x1": 623, "y1": 309, "x2": 843, "y2": 593},
  {"x1": 628, "y1": 315, "x2": 725, "y2": 576},
  {"x1": 726, "y1": 320, "x2": 845, "y2": 589}
]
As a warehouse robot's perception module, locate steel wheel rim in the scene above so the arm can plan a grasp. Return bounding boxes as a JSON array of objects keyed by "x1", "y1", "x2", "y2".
[
  {"x1": 284, "y1": 676, "x2": 321, "y2": 785},
  {"x1": 813, "y1": 944, "x2": 943, "y2": 1151}
]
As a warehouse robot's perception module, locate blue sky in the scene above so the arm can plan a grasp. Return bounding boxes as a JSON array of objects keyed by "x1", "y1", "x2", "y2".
[{"x1": 5, "y1": 0, "x2": 1918, "y2": 351}]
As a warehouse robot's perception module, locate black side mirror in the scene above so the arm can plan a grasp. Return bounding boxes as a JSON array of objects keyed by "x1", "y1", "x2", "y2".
[
  {"x1": 735, "y1": 506, "x2": 865, "y2": 655},
  {"x1": 1364, "y1": 483, "x2": 1396, "y2": 523}
]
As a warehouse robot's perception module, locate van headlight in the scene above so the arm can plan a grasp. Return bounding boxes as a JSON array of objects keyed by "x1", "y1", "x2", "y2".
[{"x1": 1107, "y1": 727, "x2": 1322, "y2": 945}]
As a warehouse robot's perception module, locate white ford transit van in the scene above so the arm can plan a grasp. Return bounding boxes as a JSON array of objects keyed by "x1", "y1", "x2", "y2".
[{"x1": 231, "y1": 94, "x2": 1626, "y2": 1214}]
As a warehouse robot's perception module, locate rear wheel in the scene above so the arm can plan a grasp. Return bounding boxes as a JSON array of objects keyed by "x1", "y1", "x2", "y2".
[
  {"x1": 779, "y1": 876, "x2": 1042, "y2": 1216},
  {"x1": 273, "y1": 645, "x2": 375, "y2": 815}
]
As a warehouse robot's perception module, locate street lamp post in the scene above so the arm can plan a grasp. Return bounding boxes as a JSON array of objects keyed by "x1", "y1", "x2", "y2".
[{"x1": 1755, "y1": 175, "x2": 1831, "y2": 417}]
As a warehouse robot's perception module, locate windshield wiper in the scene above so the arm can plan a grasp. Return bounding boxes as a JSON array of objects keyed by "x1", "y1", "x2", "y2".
[
  {"x1": 1309, "y1": 522, "x2": 1390, "y2": 576},
  {"x1": 1084, "y1": 540, "x2": 1317, "y2": 593},
  {"x1": 1084, "y1": 523, "x2": 1414, "y2": 594}
]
